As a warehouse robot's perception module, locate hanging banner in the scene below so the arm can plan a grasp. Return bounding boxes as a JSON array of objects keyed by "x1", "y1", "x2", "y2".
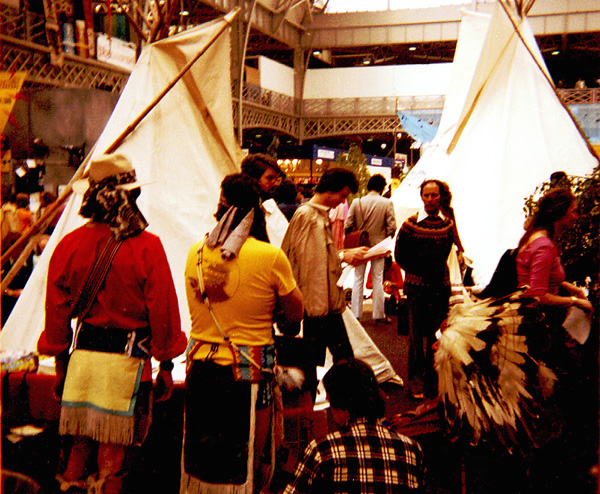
[
  {"x1": 0, "y1": 71, "x2": 27, "y2": 134},
  {"x1": 96, "y1": 34, "x2": 136, "y2": 71}
]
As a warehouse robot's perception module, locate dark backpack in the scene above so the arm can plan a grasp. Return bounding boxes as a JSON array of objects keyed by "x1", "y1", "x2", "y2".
[{"x1": 478, "y1": 248, "x2": 518, "y2": 299}]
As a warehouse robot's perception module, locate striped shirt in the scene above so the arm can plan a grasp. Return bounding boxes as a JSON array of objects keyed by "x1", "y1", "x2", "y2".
[{"x1": 284, "y1": 418, "x2": 425, "y2": 494}]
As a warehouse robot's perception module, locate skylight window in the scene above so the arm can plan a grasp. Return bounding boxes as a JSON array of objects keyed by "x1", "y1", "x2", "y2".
[{"x1": 323, "y1": 0, "x2": 495, "y2": 13}]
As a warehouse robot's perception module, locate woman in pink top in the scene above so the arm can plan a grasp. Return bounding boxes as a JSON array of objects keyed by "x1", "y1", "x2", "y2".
[
  {"x1": 516, "y1": 188, "x2": 595, "y2": 491},
  {"x1": 516, "y1": 188, "x2": 592, "y2": 314}
]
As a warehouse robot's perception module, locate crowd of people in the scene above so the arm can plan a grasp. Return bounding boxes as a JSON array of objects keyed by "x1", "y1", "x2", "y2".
[
  {"x1": 1, "y1": 190, "x2": 63, "y2": 325},
  {"x1": 2, "y1": 149, "x2": 595, "y2": 493}
]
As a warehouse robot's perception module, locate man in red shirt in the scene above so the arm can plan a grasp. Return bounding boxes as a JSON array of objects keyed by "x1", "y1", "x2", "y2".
[{"x1": 38, "y1": 153, "x2": 187, "y2": 494}]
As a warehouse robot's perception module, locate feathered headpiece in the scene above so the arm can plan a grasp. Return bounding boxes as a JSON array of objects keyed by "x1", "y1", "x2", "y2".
[{"x1": 435, "y1": 289, "x2": 557, "y2": 451}]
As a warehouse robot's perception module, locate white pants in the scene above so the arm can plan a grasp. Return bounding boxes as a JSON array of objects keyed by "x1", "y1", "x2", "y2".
[{"x1": 351, "y1": 257, "x2": 385, "y2": 320}]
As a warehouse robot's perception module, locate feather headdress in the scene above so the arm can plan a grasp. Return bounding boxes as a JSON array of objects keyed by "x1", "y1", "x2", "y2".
[{"x1": 435, "y1": 289, "x2": 556, "y2": 451}]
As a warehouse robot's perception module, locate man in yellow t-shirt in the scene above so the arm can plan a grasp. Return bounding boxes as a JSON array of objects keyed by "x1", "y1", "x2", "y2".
[
  {"x1": 184, "y1": 235, "x2": 298, "y2": 366},
  {"x1": 182, "y1": 173, "x2": 303, "y2": 494}
]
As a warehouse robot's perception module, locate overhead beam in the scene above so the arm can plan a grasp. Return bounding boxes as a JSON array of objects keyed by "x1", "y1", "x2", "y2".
[
  {"x1": 306, "y1": 0, "x2": 600, "y2": 49},
  {"x1": 197, "y1": 0, "x2": 304, "y2": 48}
]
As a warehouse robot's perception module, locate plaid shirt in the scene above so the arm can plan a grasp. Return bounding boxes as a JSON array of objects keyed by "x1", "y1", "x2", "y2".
[{"x1": 284, "y1": 418, "x2": 425, "y2": 494}]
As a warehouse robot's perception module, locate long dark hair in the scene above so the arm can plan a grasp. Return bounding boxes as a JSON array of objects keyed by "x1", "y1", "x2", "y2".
[
  {"x1": 215, "y1": 173, "x2": 269, "y2": 242},
  {"x1": 518, "y1": 188, "x2": 575, "y2": 248}
]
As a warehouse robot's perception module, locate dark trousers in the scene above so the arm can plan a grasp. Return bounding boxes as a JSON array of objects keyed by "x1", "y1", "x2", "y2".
[
  {"x1": 184, "y1": 361, "x2": 272, "y2": 485},
  {"x1": 303, "y1": 311, "x2": 354, "y2": 366},
  {"x1": 302, "y1": 312, "x2": 354, "y2": 401},
  {"x1": 406, "y1": 285, "x2": 450, "y2": 396}
]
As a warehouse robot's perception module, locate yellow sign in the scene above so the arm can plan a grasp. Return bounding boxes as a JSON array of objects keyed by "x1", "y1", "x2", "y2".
[{"x1": 0, "y1": 71, "x2": 27, "y2": 134}]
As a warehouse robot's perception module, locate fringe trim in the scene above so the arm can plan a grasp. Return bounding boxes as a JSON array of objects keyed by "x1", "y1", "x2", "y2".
[{"x1": 59, "y1": 406, "x2": 134, "y2": 446}]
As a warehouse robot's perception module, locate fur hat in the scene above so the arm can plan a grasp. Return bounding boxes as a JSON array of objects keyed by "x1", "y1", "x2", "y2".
[{"x1": 73, "y1": 153, "x2": 147, "y2": 194}]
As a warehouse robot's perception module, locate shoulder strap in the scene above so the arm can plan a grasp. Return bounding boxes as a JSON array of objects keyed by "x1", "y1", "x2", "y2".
[
  {"x1": 72, "y1": 235, "x2": 124, "y2": 321},
  {"x1": 195, "y1": 236, "x2": 271, "y2": 374},
  {"x1": 356, "y1": 198, "x2": 365, "y2": 229}
]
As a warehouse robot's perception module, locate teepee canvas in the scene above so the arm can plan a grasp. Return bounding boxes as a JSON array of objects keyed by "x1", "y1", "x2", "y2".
[
  {"x1": 2, "y1": 12, "x2": 400, "y2": 386},
  {"x1": 392, "y1": 10, "x2": 492, "y2": 228},
  {"x1": 1, "y1": 13, "x2": 243, "y2": 353},
  {"x1": 392, "y1": 4, "x2": 598, "y2": 286}
]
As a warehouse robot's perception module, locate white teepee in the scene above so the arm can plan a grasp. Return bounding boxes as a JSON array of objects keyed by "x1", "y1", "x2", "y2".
[
  {"x1": 2, "y1": 13, "x2": 400, "y2": 386},
  {"x1": 2, "y1": 14, "x2": 243, "y2": 353},
  {"x1": 392, "y1": 4, "x2": 598, "y2": 286}
]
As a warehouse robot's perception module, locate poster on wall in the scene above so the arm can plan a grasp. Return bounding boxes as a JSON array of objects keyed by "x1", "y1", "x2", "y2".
[{"x1": 0, "y1": 71, "x2": 27, "y2": 134}]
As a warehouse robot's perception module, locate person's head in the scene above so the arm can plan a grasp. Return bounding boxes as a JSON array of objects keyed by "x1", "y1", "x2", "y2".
[
  {"x1": 15, "y1": 193, "x2": 30, "y2": 209},
  {"x1": 323, "y1": 358, "x2": 385, "y2": 424},
  {"x1": 275, "y1": 179, "x2": 300, "y2": 205},
  {"x1": 215, "y1": 173, "x2": 268, "y2": 242},
  {"x1": 550, "y1": 171, "x2": 567, "y2": 183},
  {"x1": 77, "y1": 153, "x2": 148, "y2": 238},
  {"x1": 549, "y1": 171, "x2": 571, "y2": 189},
  {"x1": 314, "y1": 168, "x2": 359, "y2": 208},
  {"x1": 298, "y1": 184, "x2": 314, "y2": 201},
  {"x1": 40, "y1": 191, "x2": 57, "y2": 207},
  {"x1": 31, "y1": 138, "x2": 49, "y2": 159},
  {"x1": 367, "y1": 174, "x2": 387, "y2": 194},
  {"x1": 420, "y1": 179, "x2": 451, "y2": 216},
  {"x1": 241, "y1": 153, "x2": 284, "y2": 198},
  {"x1": 521, "y1": 188, "x2": 577, "y2": 244}
]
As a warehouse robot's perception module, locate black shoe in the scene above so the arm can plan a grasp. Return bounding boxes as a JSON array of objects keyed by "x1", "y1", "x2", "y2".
[{"x1": 374, "y1": 317, "x2": 391, "y2": 325}]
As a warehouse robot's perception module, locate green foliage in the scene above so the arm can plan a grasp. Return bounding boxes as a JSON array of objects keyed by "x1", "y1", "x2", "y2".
[
  {"x1": 524, "y1": 162, "x2": 600, "y2": 289},
  {"x1": 335, "y1": 143, "x2": 370, "y2": 201}
]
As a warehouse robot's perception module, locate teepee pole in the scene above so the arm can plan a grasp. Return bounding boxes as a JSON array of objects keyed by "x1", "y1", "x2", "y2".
[
  {"x1": 106, "y1": 8, "x2": 240, "y2": 154},
  {"x1": 1, "y1": 9, "x2": 241, "y2": 270},
  {"x1": 498, "y1": 0, "x2": 600, "y2": 162},
  {"x1": 1, "y1": 235, "x2": 40, "y2": 294}
]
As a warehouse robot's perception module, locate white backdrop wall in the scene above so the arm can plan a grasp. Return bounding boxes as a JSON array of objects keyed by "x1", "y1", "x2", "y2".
[
  {"x1": 304, "y1": 63, "x2": 452, "y2": 99},
  {"x1": 258, "y1": 56, "x2": 295, "y2": 97}
]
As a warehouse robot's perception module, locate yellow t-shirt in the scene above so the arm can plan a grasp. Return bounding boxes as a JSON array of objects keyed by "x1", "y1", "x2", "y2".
[{"x1": 185, "y1": 236, "x2": 297, "y2": 366}]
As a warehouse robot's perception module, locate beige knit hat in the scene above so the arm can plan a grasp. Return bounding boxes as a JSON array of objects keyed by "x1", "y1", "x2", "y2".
[{"x1": 73, "y1": 153, "x2": 149, "y2": 194}]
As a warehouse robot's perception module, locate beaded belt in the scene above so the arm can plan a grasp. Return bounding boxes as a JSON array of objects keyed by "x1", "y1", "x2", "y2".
[{"x1": 74, "y1": 322, "x2": 151, "y2": 358}]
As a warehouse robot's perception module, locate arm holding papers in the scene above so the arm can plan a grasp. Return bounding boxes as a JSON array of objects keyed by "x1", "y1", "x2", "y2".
[
  {"x1": 361, "y1": 236, "x2": 395, "y2": 263},
  {"x1": 337, "y1": 237, "x2": 395, "y2": 288}
]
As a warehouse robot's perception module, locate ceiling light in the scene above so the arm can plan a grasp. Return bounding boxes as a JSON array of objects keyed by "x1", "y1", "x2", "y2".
[
  {"x1": 313, "y1": 50, "x2": 321, "y2": 56},
  {"x1": 362, "y1": 57, "x2": 371, "y2": 65},
  {"x1": 381, "y1": 143, "x2": 387, "y2": 149},
  {"x1": 180, "y1": 10, "x2": 189, "y2": 16},
  {"x1": 551, "y1": 50, "x2": 560, "y2": 55},
  {"x1": 409, "y1": 46, "x2": 417, "y2": 51}
]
